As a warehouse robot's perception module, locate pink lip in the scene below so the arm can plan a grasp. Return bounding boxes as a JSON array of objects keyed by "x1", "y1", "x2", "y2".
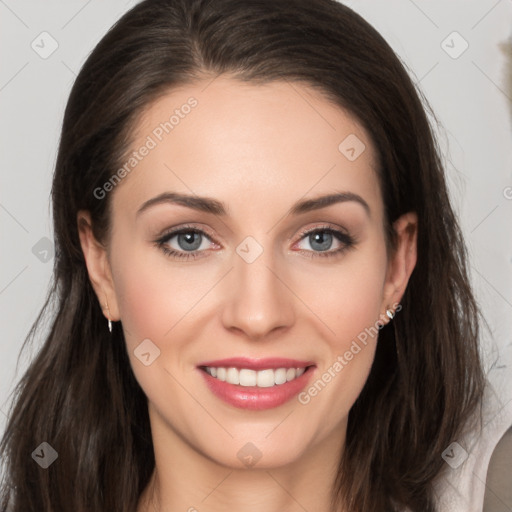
[
  {"x1": 197, "y1": 358, "x2": 316, "y2": 411},
  {"x1": 197, "y1": 357, "x2": 314, "y2": 371}
]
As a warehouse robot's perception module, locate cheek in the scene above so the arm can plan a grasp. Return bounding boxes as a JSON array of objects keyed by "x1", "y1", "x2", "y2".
[
  {"x1": 292, "y1": 236, "x2": 387, "y2": 418},
  {"x1": 109, "y1": 244, "x2": 210, "y2": 398},
  {"x1": 109, "y1": 241, "x2": 208, "y2": 348},
  {"x1": 294, "y1": 238, "x2": 387, "y2": 345}
]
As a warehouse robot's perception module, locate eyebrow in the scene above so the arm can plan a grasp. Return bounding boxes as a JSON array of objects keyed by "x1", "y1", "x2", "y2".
[{"x1": 136, "y1": 190, "x2": 370, "y2": 218}]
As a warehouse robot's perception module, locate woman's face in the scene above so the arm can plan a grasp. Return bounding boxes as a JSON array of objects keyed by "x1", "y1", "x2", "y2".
[{"x1": 80, "y1": 76, "x2": 416, "y2": 470}]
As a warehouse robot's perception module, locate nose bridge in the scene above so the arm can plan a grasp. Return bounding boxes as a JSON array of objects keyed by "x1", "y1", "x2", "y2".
[{"x1": 221, "y1": 234, "x2": 294, "y2": 338}]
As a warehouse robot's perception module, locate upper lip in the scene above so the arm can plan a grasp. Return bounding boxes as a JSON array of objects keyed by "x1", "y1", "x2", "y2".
[{"x1": 197, "y1": 357, "x2": 315, "y2": 371}]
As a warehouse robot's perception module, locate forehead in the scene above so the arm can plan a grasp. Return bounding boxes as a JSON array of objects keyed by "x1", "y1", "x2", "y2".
[{"x1": 112, "y1": 76, "x2": 383, "y2": 224}]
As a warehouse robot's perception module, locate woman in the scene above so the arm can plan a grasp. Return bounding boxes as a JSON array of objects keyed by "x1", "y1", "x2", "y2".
[{"x1": 0, "y1": 0, "x2": 487, "y2": 511}]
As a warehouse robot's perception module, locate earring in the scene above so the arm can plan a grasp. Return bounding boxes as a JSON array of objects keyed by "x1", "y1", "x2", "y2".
[
  {"x1": 386, "y1": 305, "x2": 400, "y2": 359},
  {"x1": 104, "y1": 300, "x2": 112, "y2": 333}
]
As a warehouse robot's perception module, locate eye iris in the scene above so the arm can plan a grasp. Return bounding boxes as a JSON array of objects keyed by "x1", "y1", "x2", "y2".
[
  {"x1": 310, "y1": 231, "x2": 332, "y2": 251},
  {"x1": 178, "y1": 232, "x2": 202, "y2": 251}
]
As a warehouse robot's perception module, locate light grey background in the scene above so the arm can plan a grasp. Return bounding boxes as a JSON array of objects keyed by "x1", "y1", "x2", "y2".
[{"x1": 1, "y1": 0, "x2": 511, "y2": 510}]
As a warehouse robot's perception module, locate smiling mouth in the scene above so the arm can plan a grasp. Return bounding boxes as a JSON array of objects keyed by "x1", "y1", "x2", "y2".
[{"x1": 200, "y1": 365, "x2": 315, "y2": 388}]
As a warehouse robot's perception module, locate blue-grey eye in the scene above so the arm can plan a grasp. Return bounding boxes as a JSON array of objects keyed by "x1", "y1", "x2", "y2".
[
  {"x1": 294, "y1": 227, "x2": 354, "y2": 258},
  {"x1": 164, "y1": 230, "x2": 211, "y2": 252},
  {"x1": 308, "y1": 231, "x2": 333, "y2": 251},
  {"x1": 177, "y1": 232, "x2": 202, "y2": 251}
]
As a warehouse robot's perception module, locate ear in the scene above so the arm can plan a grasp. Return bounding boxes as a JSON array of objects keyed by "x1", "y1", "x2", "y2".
[
  {"x1": 77, "y1": 210, "x2": 120, "y2": 322},
  {"x1": 381, "y1": 211, "x2": 418, "y2": 320}
]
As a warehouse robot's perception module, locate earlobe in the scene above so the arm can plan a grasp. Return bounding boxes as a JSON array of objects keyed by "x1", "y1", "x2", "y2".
[{"x1": 77, "y1": 210, "x2": 120, "y2": 322}]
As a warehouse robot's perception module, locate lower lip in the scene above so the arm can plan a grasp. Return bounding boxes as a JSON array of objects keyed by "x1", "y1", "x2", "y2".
[{"x1": 198, "y1": 367, "x2": 315, "y2": 410}]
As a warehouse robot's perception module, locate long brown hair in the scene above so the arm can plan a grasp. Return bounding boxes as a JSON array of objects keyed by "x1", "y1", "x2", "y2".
[{"x1": 0, "y1": 1, "x2": 487, "y2": 510}]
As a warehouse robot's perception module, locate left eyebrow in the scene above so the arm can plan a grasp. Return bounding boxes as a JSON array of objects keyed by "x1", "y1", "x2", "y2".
[{"x1": 288, "y1": 191, "x2": 371, "y2": 218}]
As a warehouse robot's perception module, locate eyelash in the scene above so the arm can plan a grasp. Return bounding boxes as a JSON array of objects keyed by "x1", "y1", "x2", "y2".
[{"x1": 154, "y1": 223, "x2": 356, "y2": 261}]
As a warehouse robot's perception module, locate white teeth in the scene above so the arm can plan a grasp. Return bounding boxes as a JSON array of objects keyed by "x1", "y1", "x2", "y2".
[
  {"x1": 216, "y1": 367, "x2": 226, "y2": 381},
  {"x1": 226, "y1": 367, "x2": 239, "y2": 385},
  {"x1": 257, "y1": 369, "x2": 275, "y2": 388},
  {"x1": 204, "y1": 366, "x2": 308, "y2": 387},
  {"x1": 239, "y1": 369, "x2": 257, "y2": 386},
  {"x1": 274, "y1": 368, "x2": 287, "y2": 385}
]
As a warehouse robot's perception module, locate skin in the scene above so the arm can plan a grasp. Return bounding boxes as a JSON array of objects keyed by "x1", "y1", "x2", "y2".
[{"x1": 78, "y1": 76, "x2": 417, "y2": 512}]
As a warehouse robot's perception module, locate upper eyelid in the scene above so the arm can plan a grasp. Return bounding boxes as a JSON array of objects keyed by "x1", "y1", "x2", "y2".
[
  {"x1": 295, "y1": 223, "x2": 350, "y2": 238},
  {"x1": 158, "y1": 224, "x2": 215, "y2": 239}
]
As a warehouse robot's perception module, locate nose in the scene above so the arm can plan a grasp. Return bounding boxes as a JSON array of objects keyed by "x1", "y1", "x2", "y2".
[{"x1": 221, "y1": 243, "x2": 296, "y2": 341}]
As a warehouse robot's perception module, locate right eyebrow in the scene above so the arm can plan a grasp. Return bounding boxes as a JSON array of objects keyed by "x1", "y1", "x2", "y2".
[{"x1": 136, "y1": 192, "x2": 227, "y2": 217}]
